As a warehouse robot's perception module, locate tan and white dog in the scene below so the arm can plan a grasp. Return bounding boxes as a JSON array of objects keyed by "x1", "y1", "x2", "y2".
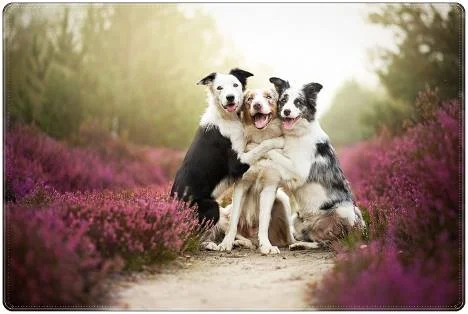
[{"x1": 216, "y1": 88, "x2": 296, "y2": 254}]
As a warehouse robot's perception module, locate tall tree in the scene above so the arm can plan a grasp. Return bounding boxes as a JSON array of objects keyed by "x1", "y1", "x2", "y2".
[
  {"x1": 369, "y1": 4, "x2": 463, "y2": 103},
  {"x1": 367, "y1": 4, "x2": 463, "y2": 133},
  {"x1": 5, "y1": 7, "x2": 54, "y2": 126},
  {"x1": 5, "y1": 4, "x2": 241, "y2": 148}
]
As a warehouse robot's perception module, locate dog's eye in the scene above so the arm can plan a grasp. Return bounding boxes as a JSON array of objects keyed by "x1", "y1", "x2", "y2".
[
  {"x1": 248, "y1": 97, "x2": 253, "y2": 102},
  {"x1": 233, "y1": 83, "x2": 239, "y2": 88},
  {"x1": 217, "y1": 86, "x2": 223, "y2": 90},
  {"x1": 280, "y1": 98, "x2": 287, "y2": 104},
  {"x1": 266, "y1": 95, "x2": 272, "y2": 100}
]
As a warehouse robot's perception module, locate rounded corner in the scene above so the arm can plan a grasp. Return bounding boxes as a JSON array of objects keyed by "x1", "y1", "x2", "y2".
[
  {"x1": 452, "y1": 2, "x2": 466, "y2": 16},
  {"x1": 2, "y1": 298, "x2": 15, "y2": 311},
  {"x1": 453, "y1": 297, "x2": 465, "y2": 311},
  {"x1": 3, "y1": 2, "x2": 17, "y2": 17}
]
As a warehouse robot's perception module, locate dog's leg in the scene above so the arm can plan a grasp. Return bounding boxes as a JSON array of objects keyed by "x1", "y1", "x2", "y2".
[
  {"x1": 335, "y1": 203, "x2": 366, "y2": 228},
  {"x1": 289, "y1": 241, "x2": 320, "y2": 250},
  {"x1": 276, "y1": 189, "x2": 296, "y2": 244},
  {"x1": 217, "y1": 182, "x2": 248, "y2": 252},
  {"x1": 200, "y1": 210, "x2": 228, "y2": 251},
  {"x1": 258, "y1": 184, "x2": 280, "y2": 255},
  {"x1": 196, "y1": 198, "x2": 221, "y2": 226},
  {"x1": 353, "y1": 206, "x2": 366, "y2": 229},
  {"x1": 240, "y1": 137, "x2": 284, "y2": 165}
]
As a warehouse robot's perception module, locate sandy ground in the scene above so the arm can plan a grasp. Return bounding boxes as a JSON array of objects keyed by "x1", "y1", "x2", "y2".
[{"x1": 110, "y1": 248, "x2": 335, "y2": 310}]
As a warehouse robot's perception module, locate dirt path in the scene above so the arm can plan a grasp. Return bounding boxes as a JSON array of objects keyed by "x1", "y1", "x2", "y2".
[{"x1": 111, "y1": 248, "x2": 335, "y2": 310}]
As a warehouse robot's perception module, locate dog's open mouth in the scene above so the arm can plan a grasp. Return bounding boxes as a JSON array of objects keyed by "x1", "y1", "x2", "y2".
[
  {"x1": 225, "y1": 103, "x2": 237, "y2": 112},
  {"x1": 282, "y1": 117, "x2": 300, "y2": 130},
  {"x1": 253, "y1": 113, "x2": 272, "y2": 129}
]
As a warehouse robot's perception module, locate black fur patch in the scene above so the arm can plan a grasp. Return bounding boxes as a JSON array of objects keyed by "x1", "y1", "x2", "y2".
[
  {"x1": 319, "y1": 199, "x2": 339, "y2": 210},
  {"x1": 301, "y1": 83, "x2": 322, "y2": 121},
  {"x1": 171, "y1": 125, "x2": 249, "y2": 225},
  {"x1": 197, "y1": 72, "x2": 216, "y2": 85},
  {"x1": 315, "y1": 142, "x2": 331, "y2": 157},
  {"x1": 229, "y1": 68, "x2": 254, "y2": 90}
]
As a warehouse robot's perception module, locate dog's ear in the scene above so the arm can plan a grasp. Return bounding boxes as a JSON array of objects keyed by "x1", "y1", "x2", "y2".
[
  {"x1": 243, "y1": 90, "x2": 253, "y2": 106},
  {"x1": 229, "y1": 68, "x2": 254, "y2": 90},
  {"x1": 303, "y1": 82, "x2": 323, "y2": 94},
  {"x1": 269, "y1": 77, "x2": 290, "y2": 96},
  {"x1": 303, "y1": 82, "x2": 323, "y2": 106},
  {"x1": 241, "y1": 90, "x2": 253, "y2": 125},
  {"x1": 197, "y1": 72, "x2": 217, "y2": 86}
]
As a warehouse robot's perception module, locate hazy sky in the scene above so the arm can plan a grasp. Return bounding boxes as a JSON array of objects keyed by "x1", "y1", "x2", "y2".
[{"x1": 181, "y1": 3, "x2": 396, "y2": 115}]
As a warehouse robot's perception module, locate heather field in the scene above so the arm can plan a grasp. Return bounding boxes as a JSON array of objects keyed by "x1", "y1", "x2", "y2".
[
  {"x1": 5, "y1": 125, "x2": 200, "y2": 307},
  {"x1": 4, "y1": 94, "x2": 463, "y2": 309},
  {"x1": 4, "y1": 2, "x2": 463, "y2": 310},
  {"x1": 311, "y1": 98, "x2": 463, "y2": 309}
]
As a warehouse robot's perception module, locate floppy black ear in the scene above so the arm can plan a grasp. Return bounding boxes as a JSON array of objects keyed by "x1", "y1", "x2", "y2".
[
  {"x1": 304, "y1": 82, "x2": 323, "y2": 94},
  {"x1": 229, "y1": 68, "x2": 254, "y2": 90},
  {"x1": 269, "y1": 77, "x2": 290, "y2": 96},
  {"x1": 303, "y1": 82, "x2": 323, "y2": 106},
  {"x1": 197, "y1": 72, "x2": 217, "y2": 86}
]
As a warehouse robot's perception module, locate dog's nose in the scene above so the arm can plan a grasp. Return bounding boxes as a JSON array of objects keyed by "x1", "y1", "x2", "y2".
[
  {"x1": 283, "y1": 109, "x2": 291, "y2": 116},
  {"x1": 253, "y1": 103, "x2": 261, "y2": 111},
  {"x1": 226, "y1": 95, "x2": 235, "y2": 102}
]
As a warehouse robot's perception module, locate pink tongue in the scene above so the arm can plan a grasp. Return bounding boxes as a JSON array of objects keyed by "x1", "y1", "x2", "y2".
[
  {"x1": 226, "y1": 105, "x2": 237, "y2": 112},
  {"x1": 254, "y1": 114, "x2": 269, "y2": 129},
  {"x1": 283, "y1": 118, "x2": 296, "y2": 130}
]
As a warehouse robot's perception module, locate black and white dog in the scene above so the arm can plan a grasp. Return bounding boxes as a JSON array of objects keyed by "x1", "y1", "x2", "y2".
[
  {"x1": 170, "y1": 69, "x2": 284, "y2": 225},
  {"x1": 266, "y1": 77, "x2": 365, "y2": 247}
]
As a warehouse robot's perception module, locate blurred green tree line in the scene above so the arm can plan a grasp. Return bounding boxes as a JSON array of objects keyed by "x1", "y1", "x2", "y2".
[
  {"x1": 322, "y1": 4, "x2": 462, "y2": 146},
  {"x1": 5, "y1": 4, "x2": 240, "y2": 148},
  {"x1": 320, "y1": 80, "x2": 384, "y2": 147}
]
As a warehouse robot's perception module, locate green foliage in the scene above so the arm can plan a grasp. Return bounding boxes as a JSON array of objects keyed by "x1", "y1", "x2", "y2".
[
  {"x1": 5, "y1": 4, "x2": 240, "y2": 148},
  {"x1": 360, "y1": 97, "x2": 411, "y2": 137},
  {"x1": 366, "y1": 4, "x2": 462, "y2": 134},
  {"x1": 320, "y1": 80, "x2": 382, "y2": 147}
]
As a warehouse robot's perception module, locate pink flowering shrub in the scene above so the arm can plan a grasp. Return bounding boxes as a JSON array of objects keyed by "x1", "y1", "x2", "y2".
[
  {"x1": 4, "y1": 125, "x2": 198, "y2": 307},
  {"x1": 5, "y1": 187, "x2": 199, "y2": 308},
  {"x1": 309, "y1": 243, "x2": 459, "y2": 309},
  {"x1": 58, "y1": 187, "x2": 200, "y2": 267},
  {"x1": 5, "y1": 206, "x2": 111, "y2": 308},
  {"x1": 5, "y1": 125, "x2": 175, "y2": 201},
  {"x1": 310, "y1": 99, "x2": 462, "y2": 308}
]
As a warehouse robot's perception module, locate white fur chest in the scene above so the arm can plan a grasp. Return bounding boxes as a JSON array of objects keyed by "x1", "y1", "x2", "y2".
[
  {"x1": 200, "y1": 105, "x2": 245, "y2": 154},
  {"x1": 282, "y1": 120, "x2": 329, "y2": 185},
  {"x1": 283, "y1": 136, "x2": 313, "y2": 182}
]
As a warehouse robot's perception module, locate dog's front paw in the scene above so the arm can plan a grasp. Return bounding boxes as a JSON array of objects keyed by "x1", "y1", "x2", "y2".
[
  {"x1": 353, "y1": 207, "x2": 366, "y2": 229},
  {"x1": 289, "y1": 241, "x2": 319, "y2": 251},
  {"x1": 217, "y1": 240, "x2": 234, "y2": 252},
  {"x1": 233, "y1": 239, "x2": 255, "y2": 250},
  {"x1": 259, "y1": 244, "x2": 280, "y2": 255},
  {"x1": 246, "y1": 142, "x2": 258, "y2": 151},
  {"x1": 201, "y1": 241, "x2": 219, "y2": 251}
]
